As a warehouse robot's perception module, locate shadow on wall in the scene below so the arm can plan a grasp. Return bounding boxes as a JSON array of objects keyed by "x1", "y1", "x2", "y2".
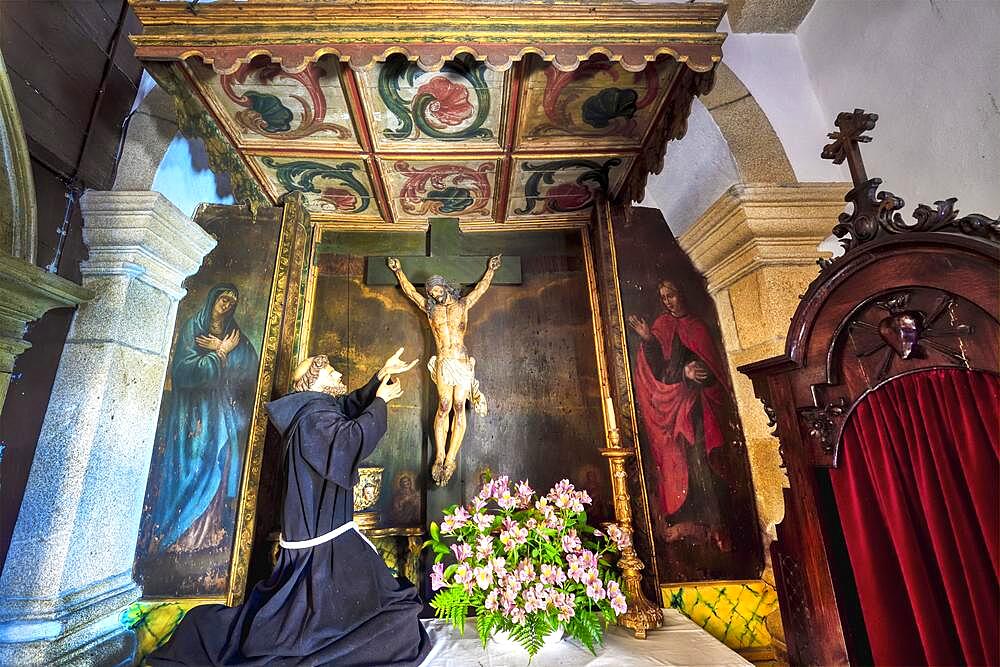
[{"x1": 151, "y1": 134, "x2": 236, "y2": 218}]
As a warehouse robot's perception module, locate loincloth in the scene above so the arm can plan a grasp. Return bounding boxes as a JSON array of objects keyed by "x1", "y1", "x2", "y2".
[
  {"x1": 427, "y1": 356, "x2": 474, "y2": 386},
  {"x1": 427, "y1": 356, "x2": 488, "y2": 416}
]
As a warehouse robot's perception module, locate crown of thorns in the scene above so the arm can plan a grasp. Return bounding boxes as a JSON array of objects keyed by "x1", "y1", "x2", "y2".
[{"x1": 292, "y1": 354, "x2": 329, "y2": 393}]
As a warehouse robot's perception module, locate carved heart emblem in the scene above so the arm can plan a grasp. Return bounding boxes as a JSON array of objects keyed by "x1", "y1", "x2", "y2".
[{"x1": 878, "y1": 311, "x2": 924, "y2": 359}]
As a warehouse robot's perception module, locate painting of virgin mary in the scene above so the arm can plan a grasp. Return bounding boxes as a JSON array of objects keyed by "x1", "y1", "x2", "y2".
[{"x1": 149, "y1": 283, "x2": 259, "y2": 553}]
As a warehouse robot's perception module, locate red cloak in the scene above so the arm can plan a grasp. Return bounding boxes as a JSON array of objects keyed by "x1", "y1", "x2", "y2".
[{"x1": 634, "y1": 312, "x2": 730, "y2": 516}]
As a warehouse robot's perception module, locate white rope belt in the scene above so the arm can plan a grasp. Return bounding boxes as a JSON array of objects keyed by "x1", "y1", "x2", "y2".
[{"x1": 278, "y1": 520, "x2": 377, "y2": 553}]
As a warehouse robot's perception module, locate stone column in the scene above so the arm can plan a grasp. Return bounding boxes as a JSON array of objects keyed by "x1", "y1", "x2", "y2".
[
  {"x1": 0, "y1": 191, "x2": 215, "y2": 666},
  {"x1": 678, "y1": 182, "x2": 848, "y2": 548}
]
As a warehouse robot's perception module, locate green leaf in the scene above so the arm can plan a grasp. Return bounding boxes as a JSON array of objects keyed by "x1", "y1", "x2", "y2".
[
  {"x1": 430, "y1": 522, "x2": 441, "y2": 541},
  {"x1": 475, "y1": 610, "x2": 499, "y2": 647}
]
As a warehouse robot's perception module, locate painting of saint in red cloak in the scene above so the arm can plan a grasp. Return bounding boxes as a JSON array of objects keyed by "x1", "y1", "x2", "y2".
[
  {"x1": 625, "y1": 275, "x2": 761, "y2": 580},
  {"x1": 628, "y1": 279, "x2": 730, "y2": 519},
  {"x1": 612, "y1": 206, "x2": 761, "y2": 583}
]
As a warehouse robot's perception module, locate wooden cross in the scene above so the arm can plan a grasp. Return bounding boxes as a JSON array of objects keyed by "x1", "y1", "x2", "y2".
[
  {"x1": 820, "y1": 108, "x2": 877, "y2": 189},
  {"x1": 365, "y1": 219, "x2": 522, "y2": 286}
]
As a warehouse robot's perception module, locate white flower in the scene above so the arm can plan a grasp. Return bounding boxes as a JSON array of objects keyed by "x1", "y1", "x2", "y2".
[
  {"x1": 474, "y1": 565, "x2": 494, "y2": 590},
  {"x1": 586, "y1": 580, "x2": 606, "y2": 601},
  {"x1": 508, "y1": 606, "x2": 526, "y2": 625}
]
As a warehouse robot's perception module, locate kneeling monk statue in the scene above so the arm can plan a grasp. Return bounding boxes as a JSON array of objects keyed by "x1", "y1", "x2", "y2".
[{"x1": 147, "y1": 348, "x2": 432, "y2": 666}]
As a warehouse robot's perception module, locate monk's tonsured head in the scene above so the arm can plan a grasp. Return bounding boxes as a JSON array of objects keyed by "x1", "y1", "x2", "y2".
[
  {"x1": 291, "y1": 355, "x2": 347, "y2": 396},
  {"x1": 657, "y1": 280, "x2": 687, "y2": 318}
]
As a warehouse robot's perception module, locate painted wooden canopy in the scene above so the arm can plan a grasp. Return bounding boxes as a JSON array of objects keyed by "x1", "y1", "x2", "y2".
[{"x1": 130, "y1": 0, "x2": 725, "y2": 228}]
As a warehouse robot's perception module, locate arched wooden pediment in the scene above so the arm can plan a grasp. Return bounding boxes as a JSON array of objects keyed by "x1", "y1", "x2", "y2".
[{"x1": 779, "y1": 233, "x2": 998, "y2": 466}]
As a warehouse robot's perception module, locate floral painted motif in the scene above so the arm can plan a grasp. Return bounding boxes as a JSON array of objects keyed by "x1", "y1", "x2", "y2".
[
  {"x1": 319, "y1": 187, "x2": 359, "y2": 212},
  {"x1": 220, "y1": 61, "x2": 351, "y2": 141},
  {"x1": 379, "y1": 55, "x2": 494, "y2": 142},
  {"x1": 516, "y1": 158, "x2": 622, "y2": 215},
  {"x1": 546, "y1": 182, "x2": 593, "y2": 211},
  {"x1": 415, "y1": 77, "x2": 475, "y2": 129},
  {"x1": 395, "y1": 161, "x2": 493, "y2": 216},
  {"x1": 262, "y1": 157, "x2": 371, "y2": 214},
  {"x1": 531, "y1": 60, "x2": 660, "y2": 139},
  {"x1": 581, "y1": 88, "x2": 639, "y2": 129}
]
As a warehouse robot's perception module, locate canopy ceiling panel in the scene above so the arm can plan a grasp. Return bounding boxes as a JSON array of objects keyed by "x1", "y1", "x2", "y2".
[{"x1": 130, "y1": 0, "x2": 725, "y2": 228}]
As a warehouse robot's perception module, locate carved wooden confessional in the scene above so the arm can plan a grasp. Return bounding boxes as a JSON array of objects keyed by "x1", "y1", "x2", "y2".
[{"x1": 740, "y1": 110, "x2": 999, "y2": 665}]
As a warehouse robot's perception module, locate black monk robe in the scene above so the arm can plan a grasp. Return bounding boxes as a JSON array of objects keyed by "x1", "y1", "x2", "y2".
[{"x1": 147, "y1": 375, "x2": 432, "y2": 666}]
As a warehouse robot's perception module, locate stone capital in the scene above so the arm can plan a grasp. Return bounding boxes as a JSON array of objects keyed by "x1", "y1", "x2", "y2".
[
  {"x1": 678, "y1": 182, "x2": 850, "y2": 293},
  {"x1": 79, "y1": 190, "x2": 216, "y2": 301},
  {"x1": 0, "y1": 254, "x2": 92, "y2": 405}
]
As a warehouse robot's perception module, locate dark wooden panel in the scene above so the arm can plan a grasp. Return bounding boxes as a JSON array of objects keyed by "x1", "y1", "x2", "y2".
[
  {"x1": 79, "y1": 67, "x2": 139, "y2": 189},
  {"x1": 60, "y1": 0, "x2": 119, "y2": 52},
  {"x1": 0, "y1": 16, "x2": 98, "y2": 128},
  {"x1": 98, "y1": 0, "x2": 126, "y2": 25},
  {"x1": 113, "y1": 8, "x2": 145, "y2": 84},
  {"x1": 5, "y1": 68, "x2": 84, "y2": 176},
  {"x1": 32, "y1": 159, "x2": 71, "y2": 273},
  {"x1": 4, "y1": 3, "x2": 111, "y2": 92}
]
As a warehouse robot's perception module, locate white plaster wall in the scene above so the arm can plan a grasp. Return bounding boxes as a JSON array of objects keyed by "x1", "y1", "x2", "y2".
[
  {"x1": 151, "y1": 134, "x2": 235, "y2": 218},
  {"x1": 719, "y1": 15, "x2": 847, "y2": 183},
  {"x1": 797, "y1": 0, "x2": 1000, "y2": 215},
  {"x1": 642, "y1": 99, "x2": 741, "y2": 235}
]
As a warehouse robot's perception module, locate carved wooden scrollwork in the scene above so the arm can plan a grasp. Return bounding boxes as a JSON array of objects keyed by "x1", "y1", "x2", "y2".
[
  {"x1": 819, "y1": 109, "x2": 1000, "y2": 264},
  {"x1": 799, "y1": 397, "x2": 847, "y2": 455},
  {"x1": 759, "y1": 396, "x2": 784, "y2": 468},
  {"x1": 761, "y1": 397, "x2": 778, "y2": 433}
]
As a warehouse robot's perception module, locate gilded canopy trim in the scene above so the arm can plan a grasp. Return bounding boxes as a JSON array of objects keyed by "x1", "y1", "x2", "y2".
[{"x1": 129, "y1": 0, "x2": 725, "y2": 74}]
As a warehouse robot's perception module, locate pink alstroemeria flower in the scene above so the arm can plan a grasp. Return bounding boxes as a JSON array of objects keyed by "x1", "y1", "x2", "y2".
[
  {"x1": 430, "y1": 562, "x2": 446, "y2": 591},
  {"x1": 451, "y1": 543, "x2": 472, "y2": 562}
]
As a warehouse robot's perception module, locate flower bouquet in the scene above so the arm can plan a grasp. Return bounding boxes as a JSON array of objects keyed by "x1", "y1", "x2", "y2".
[{"x1": 424, "y1": 476, "x2": 631, "y2": 658}]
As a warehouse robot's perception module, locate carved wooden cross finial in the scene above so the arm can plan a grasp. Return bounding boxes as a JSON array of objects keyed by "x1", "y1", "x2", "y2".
[{"x1": 821, "y1": 108, "x2": 878, "y2": 187}]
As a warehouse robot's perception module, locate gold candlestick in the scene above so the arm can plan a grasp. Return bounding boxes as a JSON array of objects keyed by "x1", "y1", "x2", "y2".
[{"x1": 602, "y1": 429, "x2": 664, "y2": 640}]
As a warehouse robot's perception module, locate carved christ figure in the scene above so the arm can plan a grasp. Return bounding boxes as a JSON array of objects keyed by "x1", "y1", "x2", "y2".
[{"x1": 387, "y1": 254, "x2": 502, "y2": 486}]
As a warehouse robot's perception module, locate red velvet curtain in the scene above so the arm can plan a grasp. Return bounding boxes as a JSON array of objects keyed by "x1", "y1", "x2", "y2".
[{"x1": 830, "y1": 368, "x2": 999, "y2": 666}]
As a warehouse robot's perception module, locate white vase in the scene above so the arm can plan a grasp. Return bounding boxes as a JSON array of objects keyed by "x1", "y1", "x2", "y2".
[{"x1": 490, "y1": 627, "x2": 564, "y2": 654}]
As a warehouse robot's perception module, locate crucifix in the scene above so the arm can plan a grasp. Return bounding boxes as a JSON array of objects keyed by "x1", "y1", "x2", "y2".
[{"x1": 366, "y1": 220, "x2": 522, "y2": 486}]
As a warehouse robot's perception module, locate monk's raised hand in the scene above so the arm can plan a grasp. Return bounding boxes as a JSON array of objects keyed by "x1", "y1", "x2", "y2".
[
  {"x1": 376, "y1": 375, "x2": 404, "y2": 403},
  {"x1": 380, "y1": 347, "x2": 419, "y2": 379}
]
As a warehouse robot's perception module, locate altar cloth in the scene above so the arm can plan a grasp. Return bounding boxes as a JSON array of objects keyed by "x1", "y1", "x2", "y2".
[{"x1": 418, "y1": 608, "x2": 751, "y2": 666}]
